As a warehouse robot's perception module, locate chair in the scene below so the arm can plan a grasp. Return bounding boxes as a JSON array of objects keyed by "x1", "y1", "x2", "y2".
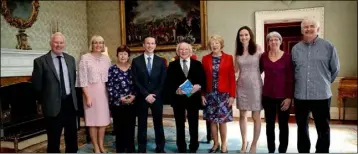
[{"x1": 337, "y1": 77, "x2": 357, "y2": 120}]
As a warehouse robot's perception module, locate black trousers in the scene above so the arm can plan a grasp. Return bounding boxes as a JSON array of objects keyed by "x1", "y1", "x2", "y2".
[
  {"x1": 45, "y1": 95, "x2": 78, "y2": 153},
  {"x1": 206, "y1": 120, "x2": 211, "y2": 142},
  {"x1": 173, "y1": 105, "x2": 199, "y2": 152},
  {"x1": 137, "y1": 101, "x2": 165, "y2": 153},
  {"x1": 111, "y1": 104, "x2": 136, "y2": 153},
  {"x1": 262, "y1": 96, "x2": 290, "y2": 153},
  {"x1": 294, "y1": 98, "x2": 331, "y2": 153}
]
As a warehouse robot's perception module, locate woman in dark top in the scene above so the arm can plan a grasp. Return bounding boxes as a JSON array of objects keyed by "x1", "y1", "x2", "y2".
[
  {"x1": 106, "y1": 45, "x2": 136, "y2": 153},
  {"x1": 260, "y1": 31, "x2": 294, "y2": 153}
]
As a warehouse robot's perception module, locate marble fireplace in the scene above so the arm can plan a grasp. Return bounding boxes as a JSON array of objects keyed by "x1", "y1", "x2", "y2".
[
  {"x1": 1, "y1": 48, "x2": 48, "y2": 86},
  {"x1": 0, "y1": 48, "x2": 49, "y2": 151}
]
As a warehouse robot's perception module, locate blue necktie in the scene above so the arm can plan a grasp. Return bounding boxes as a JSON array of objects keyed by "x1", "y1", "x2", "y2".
[{"x1": 147, "y1": 57, "x2": 152, "y2": 75}]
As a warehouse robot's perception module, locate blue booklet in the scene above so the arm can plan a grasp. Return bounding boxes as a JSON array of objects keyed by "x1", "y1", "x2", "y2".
[{"x1": 179, "y1": 79, "x2": 193, "y2": 97}]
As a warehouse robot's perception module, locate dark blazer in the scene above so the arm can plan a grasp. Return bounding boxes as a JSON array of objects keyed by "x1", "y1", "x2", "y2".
[
  {"x1": 31, "y1": 51, "x2": 78, "y2": 117},
  {"x1": 164, "y1": 58, "x2": 206, "y2": 109},
  {"x1": 131, "y1": 54, "x2": 167, "y2": 103}
]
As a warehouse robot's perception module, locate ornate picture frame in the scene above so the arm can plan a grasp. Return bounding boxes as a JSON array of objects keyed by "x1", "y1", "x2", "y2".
[
  {"x1": 119, "y1": 0, "x2": 207, "y2": 52},
  {"x1": 0, "y1": 0, "x2": 40, "y2": 29}
]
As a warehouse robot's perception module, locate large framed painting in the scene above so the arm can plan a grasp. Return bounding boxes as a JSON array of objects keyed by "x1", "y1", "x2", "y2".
[{"x1": 119, "y1": 0, "x2": 207, "y2": 52}]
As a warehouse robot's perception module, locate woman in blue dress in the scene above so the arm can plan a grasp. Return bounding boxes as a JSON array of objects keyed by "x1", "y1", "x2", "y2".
[{"x1": 106, "y1": 45, "x2": 136, "y2": 153}]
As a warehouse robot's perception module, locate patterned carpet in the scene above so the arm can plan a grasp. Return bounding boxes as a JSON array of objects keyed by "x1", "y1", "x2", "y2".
[
  {"x1": 23, "y1": 118, "x2": 357, "y2": 153},
  {"x1": 78, "y1": 118, "x2": 357, "y2": 153}
]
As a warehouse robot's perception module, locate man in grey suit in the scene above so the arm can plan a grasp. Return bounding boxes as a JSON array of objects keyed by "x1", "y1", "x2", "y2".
[{"x1": 31, "y1": 32, "x2": 78, "y2": 153}]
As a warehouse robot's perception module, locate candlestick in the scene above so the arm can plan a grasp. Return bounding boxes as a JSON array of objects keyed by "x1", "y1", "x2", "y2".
[{"x1": 49, "y1": 23, "x2": 51, "y2": 37}]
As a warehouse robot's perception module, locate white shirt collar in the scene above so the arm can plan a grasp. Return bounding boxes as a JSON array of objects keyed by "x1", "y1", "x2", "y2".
[
  {"x1": 180, "y1": 57, "x2": 190, "y2": 63},
  {"x1": 179, "y1": 57, "x2": 190, "y2": 70},
  {"x1": 50, "y1": 51, "x2": 64, "y2": 58},
  {"x1": 144, "y1": 53, "x2": 153, "y2": 59},
  {"x1": 144, "y1": 53, "x2": 153, "y2": 65}
]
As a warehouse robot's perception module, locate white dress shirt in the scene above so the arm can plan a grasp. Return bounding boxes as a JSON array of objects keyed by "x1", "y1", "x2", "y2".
[
  {"x1": 51, "y1": 51, "x2": 71, "y2": 95},
  {"x1": 180, "y1": 57, "x2": 190, "y2": 71},
  {"x1": 144, "y1": 53, "x2": 154, "y2": 67}
]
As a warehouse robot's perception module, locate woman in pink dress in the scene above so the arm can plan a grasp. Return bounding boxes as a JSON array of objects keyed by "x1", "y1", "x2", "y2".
[
  {"x1": 235, "y1": 26, "x2": 263, "y2": 153},
  {"x1": 76, "y1": 35, "x2": 111, "y2": 153}
]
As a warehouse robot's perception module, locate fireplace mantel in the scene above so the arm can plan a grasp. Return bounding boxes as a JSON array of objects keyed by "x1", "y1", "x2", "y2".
[{"x1": 1, "y1": 48, "x2": 48, "y2": 77}]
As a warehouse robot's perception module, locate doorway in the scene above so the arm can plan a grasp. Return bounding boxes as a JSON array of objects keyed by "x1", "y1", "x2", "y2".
[{"x1": 264, "y1": 21, "x2": 302, "y2": 53}]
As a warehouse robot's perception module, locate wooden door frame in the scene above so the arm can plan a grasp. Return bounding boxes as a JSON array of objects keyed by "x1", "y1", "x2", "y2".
[{"x1": 264, "y1": 22, "x2": 302, "y2": 53}]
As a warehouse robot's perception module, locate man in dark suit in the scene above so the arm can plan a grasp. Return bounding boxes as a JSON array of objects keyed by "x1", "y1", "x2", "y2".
[
  {"x1": 31, "y1": 32, "x2": 78, "y2": 153},
  {"x1": 164, "y1": 42, "x2": 206, "y2": 153},
  {"x1": 131, "y1": 37, "x2": 167, "y2": 153}
]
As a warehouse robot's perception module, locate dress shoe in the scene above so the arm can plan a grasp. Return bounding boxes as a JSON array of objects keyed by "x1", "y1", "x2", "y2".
[
  {"x1": 100, "y1": 149, "x2": 108, "y2": 153},
  {"x1": 220, "y1": 145, "x2": 229, "y2": 153},
  {"x1": 209, "y1": 147, "x2": 220, "y2": 153},
  {"x1": 126, "y1": 149, "x2": 136, "y2": 153},
  {"x1": 138, "y1": 150, "x2": 146, "y2": 153},
  {"x1": 155, "y1": 149, "x2": 166, "y2": 153},
  {"x1": 189, "y1": 149, "x2": 197, "y2": 153},
  {"x1": 138, "y1": 147, "x2": 146, "y2": 153},
  {"x1": 178, "y1": 148, "x2": 187, "y2": 153},
  {"x1": 93, "y1": 149, "x2": 101, "y2": 153}
]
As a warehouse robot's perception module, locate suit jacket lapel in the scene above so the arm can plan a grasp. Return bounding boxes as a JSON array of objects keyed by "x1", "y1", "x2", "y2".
[
  {"x1": 153, "y1": 55, "x2": 165, "y2": 76},
  {"x1": 152, "y1": 56, "x2": 159, "y2": 76},
  {"x1": 139, "y1": 54, "x2": 150, "y2": 77},
  {"x1": 207, "y1": 55, "x2": 213, "y2": 75},
  {"x1": 187, "y1": 59, "x2": 193, "y2": 77},
  {"x1": 45, "y1": 51, "x2": 60, "y2": 81},
  {"x1": 218, "y1": 54, "x2": 225, "y2": 72},
  {"x1": 174, "y1": 59, "x2": 186, "y2": 78},
  {"x1": 63, "y1": 53, "x2": 73, "y2": 84}
]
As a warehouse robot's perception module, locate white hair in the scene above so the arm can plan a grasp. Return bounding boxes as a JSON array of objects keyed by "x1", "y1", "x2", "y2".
[
  {"x1": 50, "y1": 32, "x2": 65, "y2": 42},
  {"x1": 301, "y1": 17, "x2": 320, "y2": 29},
  {"x1": 89, "y1": 35, "x2": 105, "y2": 52},
  {"x1": 266, "y1": 31, "x2": 282, "y2": 42},
  {"x1": 176, "y1": 42, "x2": 193, "y2": 56}
]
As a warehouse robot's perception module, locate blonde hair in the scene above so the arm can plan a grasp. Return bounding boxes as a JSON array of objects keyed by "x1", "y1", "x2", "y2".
[
  {"x1": 176, "y1": 42, "x2": 193, "y2": 56},
  {"x1": 89, "y1": 35, "x2": 105, "y2": 52},
  {"x1": 208, "y1": 34, "x2": 224, "y2": 50}
]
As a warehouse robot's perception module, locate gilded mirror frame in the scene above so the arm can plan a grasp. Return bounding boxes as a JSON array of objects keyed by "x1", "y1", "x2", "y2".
[{"x1": 1, "y1": 0, "x2": 40, "y2": 29}]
